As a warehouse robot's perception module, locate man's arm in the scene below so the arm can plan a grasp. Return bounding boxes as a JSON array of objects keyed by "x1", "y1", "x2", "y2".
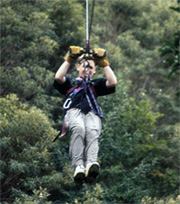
[
  {"x1": 103, "y1": 65, "x2": 117, "y2": 87},
  {"x1": 55, "y1": 61, "x2": 70, "y2": 84},
  {"x1": 92, "y1": 48, "x2": 117, "y2": 88},
  {"x1": 55, "y1": 46, "x2": 84, "y2": 84}
]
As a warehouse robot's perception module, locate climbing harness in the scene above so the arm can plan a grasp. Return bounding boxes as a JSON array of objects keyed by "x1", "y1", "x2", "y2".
[
  {"x1": 63, "y1": 77, "x2": 103, "y2": 117},
  {"x1": 52, "y1": 76, "x2": 103, "y2": 142}
]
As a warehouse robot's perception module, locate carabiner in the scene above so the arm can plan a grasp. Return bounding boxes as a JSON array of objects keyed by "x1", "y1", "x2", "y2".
[{"x1": 63, "y1": 98, "x2": 72, "y2": 109}]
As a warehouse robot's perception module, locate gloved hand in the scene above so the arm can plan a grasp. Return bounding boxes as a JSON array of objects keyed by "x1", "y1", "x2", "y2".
[
  {"x1": 64, "y1": 46, "x2": 84, "y2": 64},
  {"x1": 93, "y1": 48, "x2": 110, "y2": 67}
]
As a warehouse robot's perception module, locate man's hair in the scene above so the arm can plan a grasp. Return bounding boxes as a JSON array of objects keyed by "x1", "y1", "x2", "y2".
[{"x1": 78, "y1": 54, "x2": 95, "y2": 64}]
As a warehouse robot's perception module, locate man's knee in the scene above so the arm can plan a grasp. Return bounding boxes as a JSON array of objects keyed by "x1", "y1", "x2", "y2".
[{"x1": 72, "y1": 123, "x2": 85, "y2": 137}]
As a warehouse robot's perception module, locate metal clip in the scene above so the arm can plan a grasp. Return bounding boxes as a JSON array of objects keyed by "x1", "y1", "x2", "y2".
[{"x1": 63, "y1": 98, "x2": 72, "y2": 109}]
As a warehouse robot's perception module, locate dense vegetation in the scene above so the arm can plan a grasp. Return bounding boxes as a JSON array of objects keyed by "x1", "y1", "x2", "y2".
[{"x1": 1, "y1": 0, "x2": 179, "y2": 203}]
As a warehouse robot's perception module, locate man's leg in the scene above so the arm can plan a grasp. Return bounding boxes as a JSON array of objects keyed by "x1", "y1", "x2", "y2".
[
  {"x1": 84, "y1": 111, "x2": 102, "y2": 182},
  {"x1": 65, "y1": 108, "x2": 86, "y2": 183}
]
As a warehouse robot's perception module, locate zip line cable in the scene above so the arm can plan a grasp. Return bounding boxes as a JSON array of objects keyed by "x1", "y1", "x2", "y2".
[
  {"x1": 89, "y1": 0, "x2": 95, "y2": 40},
  {"x1": 86, "y1": 0, "x2": 89, "y2": 41},
  {"x1": 85, "y1": 0, "x2": 95, "y2": 53}
]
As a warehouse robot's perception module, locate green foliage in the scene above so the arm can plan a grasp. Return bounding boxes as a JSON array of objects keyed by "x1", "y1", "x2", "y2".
[
  {"x1": 131, "y1": 0, "x2": 178, "y2": 47},
  {"x1": 97, "y1": 75, "x2": 176, "y2": 203},
  {"x1": 159, "y1": 32, "x2": 179, "y2": 78},
  {"x1": 48, "y1": 0, "x2": 85, "y2": 70},
  {"x1": 1, "y1": 0, "x2": 58, "y2": 69},
  {"x1": 0, "y1": 66, "x2": 62, "y2": 121},
  {"x1": 141, "y1": 195, "x2": 180, "y2": 204},
  {"x1": 0, "y1": 0, "x2": 179, "y2": 203},
  {"x1": 67, "y1": 184, "x2": 103, "y2": 204},
  {"x1": 158, "y1": 2, "x2": 180, "y2": 97},
  {"x1": 13, "y1": 186, "x2": 52, "y2": 204},
  {"x1": 0, "y1": 94, "x2": 59, "y2": 202},
  {"x1": 1, "y1": 0, "x2": 63, "y2": 122}
]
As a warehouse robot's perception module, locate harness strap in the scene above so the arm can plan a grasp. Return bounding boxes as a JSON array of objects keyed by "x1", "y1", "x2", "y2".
[
  {"x1": 66, "y1": 84, "x2": 78, "y2": 95},
  {"x1": 66, "y1": 77, "x2": 83, "y2": 95},
  {"x1": 88, "y1": 84, "x2": 103, "y2": 118},
  {"x1": 52, "y1": 110, "x2": 68, "y2": 142},
  {"x1": 84, "y1": 81, "x2": 104, "y2": 118}
]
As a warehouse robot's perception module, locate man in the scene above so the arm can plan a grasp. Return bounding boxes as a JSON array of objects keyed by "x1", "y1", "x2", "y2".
[{"x1": 53, "y1": 46, "x2": 117, "y2": 184}]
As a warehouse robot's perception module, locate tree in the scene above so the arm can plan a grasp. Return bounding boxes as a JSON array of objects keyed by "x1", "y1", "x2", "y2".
[
  {"x1": 1, "y1": 0, "x2": 58, "y2": 69},
  {"x1": 0, "y1": 94, "x2": 59, "y2": 202},
  {"x1": 159, "y1": 0, "x2": 180, "y2": 97}
]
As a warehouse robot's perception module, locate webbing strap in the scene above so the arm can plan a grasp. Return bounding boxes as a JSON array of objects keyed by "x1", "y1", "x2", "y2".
[
  {"x1": 66, "y1": 84, "x2": 78, "y2": 95},
  {"x1": 88, "y1": 83, "x2": 103, "y2": 118},
  {"x1": 83, "y1": 81, "x2": 104, "y2": 118}
]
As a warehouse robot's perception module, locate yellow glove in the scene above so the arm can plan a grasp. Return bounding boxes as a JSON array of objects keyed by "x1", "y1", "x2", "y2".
[
  {"x1": 93, "y1": 48, "x2": 110, "y2": 67},
  {"x1": 64, "y1": 46, "x2": 84, "y2": 64}
]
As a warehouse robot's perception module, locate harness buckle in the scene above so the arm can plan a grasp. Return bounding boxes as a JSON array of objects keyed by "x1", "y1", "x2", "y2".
[{"x1": 63, "y1": 98, "x2": 72, "y2": 109}]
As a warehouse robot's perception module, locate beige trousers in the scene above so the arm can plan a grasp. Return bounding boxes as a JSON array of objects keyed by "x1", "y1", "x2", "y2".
[{"x1": 64, "y1": 108, "x2": 102, "y2": 168}]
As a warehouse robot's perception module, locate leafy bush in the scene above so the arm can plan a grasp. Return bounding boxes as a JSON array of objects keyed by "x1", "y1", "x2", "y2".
[
  {"x1": 141, "y1": 195, "x2": 180, "y2": 204},
  {"x1": 0, "y1": 94, "x2": 59, "y2": 202}
]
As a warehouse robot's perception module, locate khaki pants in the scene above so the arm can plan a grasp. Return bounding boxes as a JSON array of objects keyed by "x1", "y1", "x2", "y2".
[{"x1": 65, "y1": 108, "x2": 102, "y2": 168}]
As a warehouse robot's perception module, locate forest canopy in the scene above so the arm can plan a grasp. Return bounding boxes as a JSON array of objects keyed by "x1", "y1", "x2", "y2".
[{"x1": 0, "y1": 0, "x2": 179, "y2": 203}]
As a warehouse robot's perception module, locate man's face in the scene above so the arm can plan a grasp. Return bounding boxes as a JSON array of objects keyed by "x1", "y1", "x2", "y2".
[{"x1": 77, "y1": 60, "x2": 96, "y2": 78}]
